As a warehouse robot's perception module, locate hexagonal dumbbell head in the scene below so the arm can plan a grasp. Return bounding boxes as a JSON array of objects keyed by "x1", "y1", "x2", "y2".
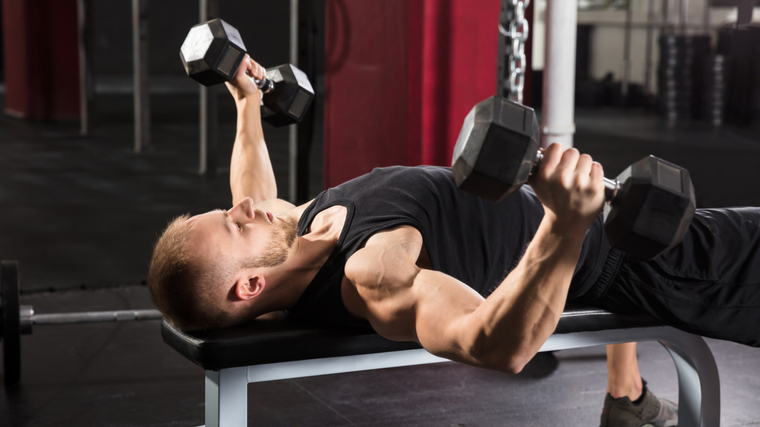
[
  {"x1": 260, "y1": 64, "x2": 315, "y2": 127},
  {"x1": 180, "y1": 19, "x2": 247, "y2": 86},
  {"x1": 603, "y1": 156, "x2": 696, "y2": 260},
  {"x1": 451, "y1": 96, "x2": 541, "y2": 202}
]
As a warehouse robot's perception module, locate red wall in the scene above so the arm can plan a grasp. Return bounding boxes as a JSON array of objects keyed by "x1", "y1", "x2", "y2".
[
  {"x1": 324, "y1": 0, "x2": 500, "y2": 188},
  {"x1": 2, "y1": 0, "x2": 80, "y2": 120}
]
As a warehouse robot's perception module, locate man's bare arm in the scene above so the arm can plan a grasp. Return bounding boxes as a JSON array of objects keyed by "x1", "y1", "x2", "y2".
[
  {"x1": 226, "y1": 55, "x2": 294, "y2": 212},
  {"x1": 417, "y1": 222, "x2": 585, "y2": 373},
  {"x1": 346, "y1": 144, "x2": 606, "y2": 374}
]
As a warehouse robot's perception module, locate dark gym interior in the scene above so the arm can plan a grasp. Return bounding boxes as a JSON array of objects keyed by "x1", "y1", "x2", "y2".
[{"x1": 1, "y1": 0, "x2": 760, "y2": 426}]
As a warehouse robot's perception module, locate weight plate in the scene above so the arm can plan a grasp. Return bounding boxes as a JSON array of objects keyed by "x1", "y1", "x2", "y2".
[{"x1": 1, "y1": 260, "x2": 21, "y2": 386}]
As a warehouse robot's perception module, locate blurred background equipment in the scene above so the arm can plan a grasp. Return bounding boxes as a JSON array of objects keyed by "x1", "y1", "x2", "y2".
[{"x1": 1, "y1": 0, "x2": 760, "y2": 425}]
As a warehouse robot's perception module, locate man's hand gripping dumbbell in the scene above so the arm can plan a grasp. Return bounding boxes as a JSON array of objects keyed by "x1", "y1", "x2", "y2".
[
  {"x1": 451, "y1": 96, "x2": 696, "y2": 260},
  {"x1": 180, "y1": 18, "x2": 314, "y2": 127}
]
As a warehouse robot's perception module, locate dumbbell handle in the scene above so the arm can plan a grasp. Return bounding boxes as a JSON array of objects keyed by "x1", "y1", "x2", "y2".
[
  {"x1": 18, "y1": 305, "x2": 162, "y2": 335},
  {"x1": 534, "y1": 152, "x2": 620, "y2": 202},
  {"x1": 250, "y1": 74, "x2": 274, "y2": 93}
]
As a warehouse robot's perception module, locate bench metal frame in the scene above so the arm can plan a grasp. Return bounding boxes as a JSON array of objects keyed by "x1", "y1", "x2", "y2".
[{"x1": 202, "y1": 325, "x2": 720, "y2": 427}]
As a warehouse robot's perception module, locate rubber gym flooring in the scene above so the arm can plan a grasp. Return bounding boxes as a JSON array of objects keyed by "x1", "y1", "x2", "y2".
[{"x1": 1, "y1": 88, "x2": 760, "y2": 426}]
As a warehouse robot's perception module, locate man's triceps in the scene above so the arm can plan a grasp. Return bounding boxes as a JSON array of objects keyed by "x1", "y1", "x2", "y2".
[{"x1": 406, "y1": 269, "x2": 502, "y2": 367}]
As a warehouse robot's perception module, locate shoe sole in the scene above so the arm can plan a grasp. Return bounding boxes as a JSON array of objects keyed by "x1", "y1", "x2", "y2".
[{"x1": 640, "y1": 421, "x2": 678, "y2": 427}]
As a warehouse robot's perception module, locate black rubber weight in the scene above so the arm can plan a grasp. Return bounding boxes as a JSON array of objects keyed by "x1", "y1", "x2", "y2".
[{"x1": 2, "y1": 260, "x2": 21, "y2": 386}]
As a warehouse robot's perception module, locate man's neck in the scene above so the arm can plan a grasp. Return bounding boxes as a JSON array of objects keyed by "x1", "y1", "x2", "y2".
[{"x1": 267, "y1": 205, "x2": 348, "y2": 310}]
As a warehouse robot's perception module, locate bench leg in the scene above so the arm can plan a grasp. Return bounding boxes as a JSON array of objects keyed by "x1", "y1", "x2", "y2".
[
  {"x1": 205, "y1": 367, "x2": 248, "y2": 427},
  {"x1": 659, "y1": 336, "x2": 721, "y2": 427},
  {"x1": 542, "y1": 327, "x2": 721, "y2": 427}
]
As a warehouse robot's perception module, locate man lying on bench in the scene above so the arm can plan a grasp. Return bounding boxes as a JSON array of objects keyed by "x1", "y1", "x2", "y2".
[{"x1": 148, "y1": 55, "x2": 759, "y2": 427}]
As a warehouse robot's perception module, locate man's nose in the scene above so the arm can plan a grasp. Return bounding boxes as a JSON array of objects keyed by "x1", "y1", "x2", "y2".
[{"x1": 230, "y1": 197, "x2": 255, "y2": 219}]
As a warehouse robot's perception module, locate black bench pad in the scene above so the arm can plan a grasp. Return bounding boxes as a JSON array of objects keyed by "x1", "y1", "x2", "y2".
[{"x1": 162, "y1": 304, "x2": 663, "y2": 371}]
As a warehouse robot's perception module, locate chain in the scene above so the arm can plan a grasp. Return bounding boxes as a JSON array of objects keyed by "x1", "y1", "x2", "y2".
[{"x1": 499, "y1": 0, "x2": 530, "y2": 104}]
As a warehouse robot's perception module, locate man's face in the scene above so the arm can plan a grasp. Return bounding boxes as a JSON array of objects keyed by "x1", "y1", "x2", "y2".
[{"x1": 186, "y1": 197, "x2": 298, "y2": 272}]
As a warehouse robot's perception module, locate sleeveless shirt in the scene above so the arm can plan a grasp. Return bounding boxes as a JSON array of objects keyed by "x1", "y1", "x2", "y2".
[{"x1": 288, "y1": 166, "x2": 610, "y2": 328}]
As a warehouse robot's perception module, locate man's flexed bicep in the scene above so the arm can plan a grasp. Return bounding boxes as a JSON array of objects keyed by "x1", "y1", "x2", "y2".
[
  {"x1": 407, "y1": 268, "x2": 554, "y2": 374},
  {"x1": 226, "y1": 55, "x2": 291, "y2": 208},
  {"x1": 344, "y1": 241, "x2": 518, "y2": 372},
  {"x1": 345, "y1": 223, "x2": 587, "y2": 375}
]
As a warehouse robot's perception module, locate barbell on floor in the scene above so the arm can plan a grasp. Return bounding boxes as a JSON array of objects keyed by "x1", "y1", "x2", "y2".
[{"x1": 1, "y1": 260, "x2": 162, "y2": 386}]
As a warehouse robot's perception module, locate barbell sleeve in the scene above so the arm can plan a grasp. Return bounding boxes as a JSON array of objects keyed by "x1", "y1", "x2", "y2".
[{"x1": 19, "y1": 306, "x2": 162, "y2": 334}]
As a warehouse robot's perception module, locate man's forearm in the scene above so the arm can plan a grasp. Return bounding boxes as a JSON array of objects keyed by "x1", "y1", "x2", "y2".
[
  {"x1": 465, "y1": 218, "x2": 584, "y2": 372},
  {"x1": 229, "y1": 98, "x2": 277, "y2": 205},
  {"x1": 465, "y1": 145, "x2": 604, "y2": 373}
]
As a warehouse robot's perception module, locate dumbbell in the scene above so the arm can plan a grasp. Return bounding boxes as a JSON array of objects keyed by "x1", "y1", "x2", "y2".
[
  {"x1": 0, "y1": 260, "x2": 162, "y2": 386},
  {"x1": 180, "y1": 18, "x2": 314, "y2": 127},
  {"x1": 451, "y1": 96, "x2": 696, "y2": 260}
]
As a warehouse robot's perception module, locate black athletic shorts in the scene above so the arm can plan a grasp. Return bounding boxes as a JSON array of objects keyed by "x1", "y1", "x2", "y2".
[{"x1": 577, "y1": 207, "x2": 760, "y2": 347}]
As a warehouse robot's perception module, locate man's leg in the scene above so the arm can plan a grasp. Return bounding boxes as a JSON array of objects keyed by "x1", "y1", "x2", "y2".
[
  {"x1": 606, "y1": 343, "x2": 642, "y2": 399},
  {"x1": 602, "y1": 343, "x2": 677, "y2": 427}
]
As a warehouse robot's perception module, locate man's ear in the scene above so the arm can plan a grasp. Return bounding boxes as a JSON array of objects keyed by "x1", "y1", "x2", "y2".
[{"x1": 234, "y1": 274, "x2": 265, "y2": 300}]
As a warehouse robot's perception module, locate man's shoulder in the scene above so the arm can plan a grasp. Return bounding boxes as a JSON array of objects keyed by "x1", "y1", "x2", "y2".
[{"x1": 345, "y1": 225, "x2": 423, "y2": 289}]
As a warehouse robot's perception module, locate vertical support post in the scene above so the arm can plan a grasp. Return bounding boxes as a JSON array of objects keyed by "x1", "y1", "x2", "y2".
[
  {"x1": 289, "y1": 0, "x2": 299, "y2": 202},
  {"x1": 1, "y1": 260, "x2": 21, "y2": 386},
  {"x1": 645, "y1": 0, "x2": 656, "y2": 95},
  {"x1": 199, "y1": 87, "x2": 208, "y2": 174},
  {"x1": 665, "y1": 0, "x2": 677, "y2": 31},
  {"x1": 296, "y1": 0, "x2": 317, "y2": 202},
  {"x1": 199, "y1": 0, "x2": 219, "y2": 175},
  {"x1": 622, "y1": 0, "x2": 633, "y2": 100},
  {"x1": 77, "y1": 0, "x2": 95, "y2": 136},
  {"x1": 199, "y1": 0, "x2": 207, "y2": 174},
  {"x1": 205, "y1": 368, "x2": 248, "y2": 427},
  {"x1": 199, "y1": 85, "x2": 219, "y2": 175},
  {"x1": 132, "y1": 0, "x2": 150, "y2": 153},
  {"x1": 680, "y1": 0, "x2": 691, "y2": 33},
  {"x1": 703, "y1": 0, "x2": 711, "y2": 32},
  {"x1": 541, "y1": 0, "x2": 577, "y2": 149}
]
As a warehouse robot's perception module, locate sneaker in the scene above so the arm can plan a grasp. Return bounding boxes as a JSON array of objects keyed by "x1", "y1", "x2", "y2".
[{"x1": 600, "y1": 381, "x2": 678, "y2": 427}]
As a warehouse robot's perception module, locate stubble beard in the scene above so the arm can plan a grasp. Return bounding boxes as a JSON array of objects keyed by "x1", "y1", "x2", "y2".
[{"x1": 243, "y1": 214, "x2": 299, "y2": 269}]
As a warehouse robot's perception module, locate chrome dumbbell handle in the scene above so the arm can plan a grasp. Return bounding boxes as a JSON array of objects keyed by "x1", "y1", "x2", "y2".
[
  {"x1": 533, "y1": 151, "x2": 620, "y2": 202},
  {"x1": 250, "y1": 74, "x2": 274, "y2": 93}
]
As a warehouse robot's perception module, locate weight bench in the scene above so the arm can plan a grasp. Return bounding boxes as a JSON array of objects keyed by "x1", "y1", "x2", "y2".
[{"x1": 161, "y1": 304, "x2": 721, "y2": 427}]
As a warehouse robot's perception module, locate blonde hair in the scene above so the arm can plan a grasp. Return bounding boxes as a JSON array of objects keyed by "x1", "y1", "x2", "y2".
[{"x1": 147, "y1": 214, "x2": 237, "y2": 331}]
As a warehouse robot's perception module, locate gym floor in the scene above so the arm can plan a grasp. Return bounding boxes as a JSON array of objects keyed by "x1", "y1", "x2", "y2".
[{"x1": 1, "y1": 89, "x2": 760, "y2": 426}]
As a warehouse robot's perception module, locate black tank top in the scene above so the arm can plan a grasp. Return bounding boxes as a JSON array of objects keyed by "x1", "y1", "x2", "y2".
[{"x1": 288, "y1": 166, "x2": 609, "y2": 327}]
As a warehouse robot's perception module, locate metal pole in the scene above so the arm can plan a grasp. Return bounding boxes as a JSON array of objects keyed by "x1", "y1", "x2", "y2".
[
  {"x1": 199, "y1": 0, "x2": 219, "y2": 175},
  {"x1": 199, "y1": 84, "x2": 219, "y2": 175},
  {"x1": 296, "y1": 0, "x2": 317, "y2": 203},
  {"x1": 622, "y1": 0, "x2": 633, "y2": 100},
  {"x1": 18, "y1": 305, "x2": 162, "y2": 334},
  {"x1": 199, "y1": 0, "x2": 208, "y2": 174},
  {"x1": 199, "y1": 92, "x2": 208, "y2": 174},
  {"x1": 132, "y1": 0, "x2": 150, "y2": 153},
  {"x1": 29, "y1": 309, "x2": 162, "y2": 325},
  {"x1": 665, "y1": 0, "x2": 677, "y2": 32},
  {"x1": 680, "y1": 0, "x2": 691, "y2": 33},
  {"x1": 289, "y1": 0, "x2": 299, "y2": 203},
  {"x1": 199, "y1": 0, "x2": 207, "y2": 173},
  {"x1": 703, "y1": 0, "x2": 711, "y2": 32},
  {"x1": 541, "y1": 0, "x2": 577, "y2": 149},
  {"x1": 645, "y1": 0, "x2": 656, "y2": 95},
  {"x1": 77, "y1": 0, "x2": 94, "y2": 136}
]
